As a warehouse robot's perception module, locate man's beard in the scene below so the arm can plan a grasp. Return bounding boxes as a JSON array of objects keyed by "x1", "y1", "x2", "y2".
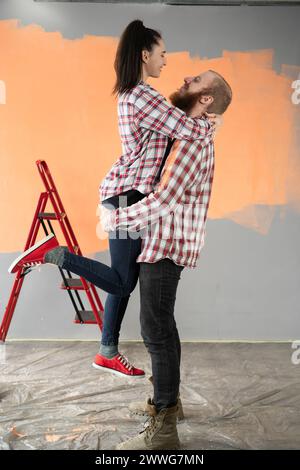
[{"x1": 169, "y1": 89, "x2": 201, "y2": 114}]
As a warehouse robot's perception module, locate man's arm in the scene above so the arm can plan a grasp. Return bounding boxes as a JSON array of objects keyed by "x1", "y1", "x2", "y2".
[{"x1": 110, "y1": 140, "x2": 208, "y2": 232}]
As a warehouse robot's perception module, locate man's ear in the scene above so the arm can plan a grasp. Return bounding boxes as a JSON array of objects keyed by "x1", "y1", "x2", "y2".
[
  {"x1": 200, "y1": 95, "x2": 214, "y2": 105},
  {"x1": 142, "y1": 49, "x2": 150, "y2": 64}
]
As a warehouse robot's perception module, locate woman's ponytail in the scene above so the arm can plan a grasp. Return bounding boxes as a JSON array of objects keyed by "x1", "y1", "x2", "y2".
[{"x1": 113, "y1": 19, "x2": 161, "y2": 96}]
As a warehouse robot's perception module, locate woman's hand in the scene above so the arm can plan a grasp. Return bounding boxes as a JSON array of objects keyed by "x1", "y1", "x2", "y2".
[
  {"x1": 205, "y1": 112, "x2": 223, "y2": 135},
  {"x1": 100, "y1": 205, "x2": 116, "y2": 232}
]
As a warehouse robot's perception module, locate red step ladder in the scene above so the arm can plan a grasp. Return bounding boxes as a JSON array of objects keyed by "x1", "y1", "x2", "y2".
[{"x1": 0, "y1": 160, "x2": 104, "y2": 342}]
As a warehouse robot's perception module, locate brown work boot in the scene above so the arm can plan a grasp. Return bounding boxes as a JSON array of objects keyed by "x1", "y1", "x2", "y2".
[
  {"x1": 128, "y1": 376, "x2": 185, "y2": 421},
  {"x1": 116, "y1": 403, "x2": 180, "y2": 450}
]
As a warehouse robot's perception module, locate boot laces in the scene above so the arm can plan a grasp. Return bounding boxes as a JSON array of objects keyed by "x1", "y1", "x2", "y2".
[
  {"x1": 117, "y1": 354, "x2": 133, "y2": 371},
  {"x1": 142, "y1": 415, "x2": 159, "y2": 437}
]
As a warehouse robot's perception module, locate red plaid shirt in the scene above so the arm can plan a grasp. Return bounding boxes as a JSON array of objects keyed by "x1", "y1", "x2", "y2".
[
  {"x1": 100, "y1": 81, "x2": 212, "y2": 201},
  {"x1": 112, "y1": 136, "x2": 215, "y2": 268}
]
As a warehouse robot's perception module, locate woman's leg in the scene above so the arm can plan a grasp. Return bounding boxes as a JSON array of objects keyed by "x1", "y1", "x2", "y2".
[
  {"x1": 46, "y1": 229, "x2": 142, "y2": 344},
  {"x1": 46, "y1": 228, "x2": 142, "y2": 356},
  {"x1": 44, "y1": 192, "x2": 144, "y2": 371},
  {"x1": 47, "y1": 250, "x2": 127, "y2": 296},
  {"x1": 100, "y1": 229, "x2": 142, "y2": 357},
  {"x1": 46, "y1": 231, "x2": 139, "y2": 297}
]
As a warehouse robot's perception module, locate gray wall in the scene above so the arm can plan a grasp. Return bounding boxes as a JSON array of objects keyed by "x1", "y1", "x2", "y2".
[{"x1": 0, "y1": 0, "x2": 300, "y2": 341}]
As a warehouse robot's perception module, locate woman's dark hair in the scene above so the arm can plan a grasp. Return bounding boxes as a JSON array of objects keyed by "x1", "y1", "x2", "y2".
[{"x1": 112, "y1": 19, "x2": 162, "y2": 96}]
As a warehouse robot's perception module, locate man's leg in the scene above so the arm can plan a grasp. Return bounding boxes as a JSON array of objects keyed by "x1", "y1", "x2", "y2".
[
  {"x1": 116, "y1": 258, "x2": 183, "y2": 450},
  {"x1": 139, "y1": 259, "x2": 184, "y2": 410},
  {"x1": 173, "y1": 325, "x2": 181, "y2": 368}
]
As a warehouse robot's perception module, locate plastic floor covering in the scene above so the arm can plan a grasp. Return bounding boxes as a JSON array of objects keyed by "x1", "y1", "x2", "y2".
[{"x1": 0, "y1": 341, "x2": 300, "y2": 450}]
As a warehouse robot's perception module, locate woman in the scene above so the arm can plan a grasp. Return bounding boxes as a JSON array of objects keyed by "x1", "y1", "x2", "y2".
[{"x1": 9, "y1": 20, "x2": 220, "y2": 378}]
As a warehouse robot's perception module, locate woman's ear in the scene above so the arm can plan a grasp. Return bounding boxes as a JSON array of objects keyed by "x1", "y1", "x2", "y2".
[{"x1": 142, "y1": 49, "x2": 150, "y2": 64}]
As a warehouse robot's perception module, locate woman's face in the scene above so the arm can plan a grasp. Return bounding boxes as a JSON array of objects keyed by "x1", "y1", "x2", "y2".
[{"x1": 143, "y1": 39, "x2": 167, "y2": 78}]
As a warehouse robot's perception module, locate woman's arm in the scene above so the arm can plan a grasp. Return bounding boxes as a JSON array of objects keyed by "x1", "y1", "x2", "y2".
[{"x1": 134, "y1": 85, "x2": 214, "y2": 141}]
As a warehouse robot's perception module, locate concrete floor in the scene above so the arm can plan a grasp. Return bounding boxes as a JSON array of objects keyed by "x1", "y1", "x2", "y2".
[{"x1": 0, "y1": 341, "x2": 300, "y2": 450}]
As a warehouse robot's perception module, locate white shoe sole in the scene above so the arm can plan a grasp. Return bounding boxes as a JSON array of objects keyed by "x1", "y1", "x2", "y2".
[
  {"x1": 92, "y1": 362, "x2": 145, "y2": 379},
  {"x1": 8, "y1": 234, "x2": 55, "y2": 274}
]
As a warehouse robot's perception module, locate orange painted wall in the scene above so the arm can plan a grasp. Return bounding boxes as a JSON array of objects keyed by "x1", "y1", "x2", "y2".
[{"x1": 0, "y1": 20, "x2": 299, "y2": 253}]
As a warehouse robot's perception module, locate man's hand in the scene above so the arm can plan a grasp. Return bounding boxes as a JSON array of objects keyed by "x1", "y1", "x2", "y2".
[
  {"x1": 100, "y1": 204, "x2": 116, "y2": 232},
  {"x1": 205, "y1": 112, "x2": 223, "y2": 135}
]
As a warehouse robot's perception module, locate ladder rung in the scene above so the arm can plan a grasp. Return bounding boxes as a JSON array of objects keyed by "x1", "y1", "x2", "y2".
[
  {"x1": 74, "y1": 310, "x2": 103, "y2": 324},
  {"x1": 38, "y1": 212, "x2": 57, "y2": 220},
  {"x1": 61, "y1": 278, "x2": 86, "y2": 290}
]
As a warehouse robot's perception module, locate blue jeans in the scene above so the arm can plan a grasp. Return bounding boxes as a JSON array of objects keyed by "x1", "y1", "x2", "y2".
[
  {"x1": 60, "y1": 190, "x2": 145, "y2": 347},
  {"x1": 61, "y1": 232, "x2": 141, "y2": 346},
  {"x1": 139, "y1": 259, "x2": 184, "y2": 410}
]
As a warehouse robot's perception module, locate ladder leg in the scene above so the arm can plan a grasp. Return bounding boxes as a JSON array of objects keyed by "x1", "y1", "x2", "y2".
[
  {"x1": 0, "y1": 193, "x2": 48, "y2": 341},
  {"x1": 0, "y1": 273, "x2": 24, "y2": 342}
]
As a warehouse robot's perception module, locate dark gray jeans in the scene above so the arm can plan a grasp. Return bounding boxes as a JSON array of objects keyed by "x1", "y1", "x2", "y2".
[{"x1": 139, "y1": 259, "x2": 184, "y2": 411}]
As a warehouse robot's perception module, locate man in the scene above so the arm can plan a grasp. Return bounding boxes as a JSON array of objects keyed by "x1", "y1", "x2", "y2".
[{"x1": 101, "y1": 70, "x2": 232, "y2": 450}]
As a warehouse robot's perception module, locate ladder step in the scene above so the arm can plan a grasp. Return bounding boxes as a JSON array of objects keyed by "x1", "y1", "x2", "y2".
[
  {"x1": 74, "y1": 310, "x2": 103, "y2": 324},
  {"x1": 61, "y1": 278, "x2": 86, "y2": 290},
  {"x1": 38, "y1": 212, "x2": 57, "y2": 220}
]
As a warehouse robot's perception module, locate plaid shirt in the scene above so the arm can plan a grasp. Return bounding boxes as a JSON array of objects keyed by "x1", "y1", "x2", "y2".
[
  {"x1": 112, "y1": 136, "x2": 215, "y2": 268},
  {"x1": 100, "y1": 81, "x2": 212, "y2": 201}
]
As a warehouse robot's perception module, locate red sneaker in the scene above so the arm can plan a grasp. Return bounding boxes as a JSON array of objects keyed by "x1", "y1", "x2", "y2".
[
  {"x1": 92, "y1": 353, "x2": 145, "y2": 378},
  {"x1": 8, "y1": 233, "x2": 59, "y2": 274}
]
